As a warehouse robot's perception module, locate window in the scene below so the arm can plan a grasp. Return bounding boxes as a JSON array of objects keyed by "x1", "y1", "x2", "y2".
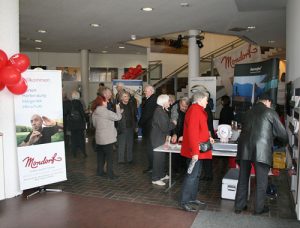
[{"x1": 89, "y1": 67, "x2": 118, "y2": 82}]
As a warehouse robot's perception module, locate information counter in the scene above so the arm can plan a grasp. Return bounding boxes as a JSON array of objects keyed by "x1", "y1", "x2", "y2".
[{"x1": 154, "y1": 142, "x2": 237, "y2": 191}]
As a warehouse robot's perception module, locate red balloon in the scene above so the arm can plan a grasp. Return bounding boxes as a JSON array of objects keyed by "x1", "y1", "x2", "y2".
[
  {"x1": 0, "y1": 81, "x2": 5, "y2": 91},
  {"x1": 8, "y1": 53, "x2": 30, "y2": 72},
  {"x1": 0, "y1": 49, "x2": 8, "y2": 70},
  {"x1": 128, "y1": 67, "x2": 134, "y2": 74},
  {"x1": 0, "y1": 66, "x2": 21, "y2": 85},
  {"x1": 122, "y1": 73, "x2": 130, "y2": 79},
  {"x1": 124, "y1": 73, "x2": 132, "y2": 79},
  {"x1": 136, "y1": 64, "x2": 142, "y2": 70},
  {"x1": 136, "y1": 69, "x2": 143, "y2": 75},
  {"x1": 133, "y1": 68, "x2": 139, "y2": 75},
  {"x1": 130, "y1": 73, "x2": 138, "y2": 79},
  {"x1": 7, "y1": 77, "x2": 28, "y2": 95}
]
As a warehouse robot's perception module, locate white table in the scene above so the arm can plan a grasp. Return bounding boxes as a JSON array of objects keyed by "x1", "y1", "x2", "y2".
[{"x1": 154, "y1": 142, "x2": 237, "y2": 191}]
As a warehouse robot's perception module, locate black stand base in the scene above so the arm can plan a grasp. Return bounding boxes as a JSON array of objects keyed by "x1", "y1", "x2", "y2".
[{"x1": 26, "y1": 186, "x2": 62, "y2": 199}]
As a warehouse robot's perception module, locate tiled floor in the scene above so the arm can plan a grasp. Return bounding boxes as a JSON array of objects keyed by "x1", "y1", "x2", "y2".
[{"x1": 47, "y1": 135, "x2": 297, "y2": 220}]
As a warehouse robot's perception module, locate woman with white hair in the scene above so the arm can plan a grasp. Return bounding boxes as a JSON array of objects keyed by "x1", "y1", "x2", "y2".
[
  {"x1": 151, "y1": 94, "x2": 176, "y2": 186},
  {"x1": 179, "y1": 91, "x2": 215, "y2": 212}
]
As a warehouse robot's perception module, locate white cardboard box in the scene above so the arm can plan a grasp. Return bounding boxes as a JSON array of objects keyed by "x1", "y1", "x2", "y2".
[{"x1": 221, "y1": 168, "x2": 239, "y2": 200}]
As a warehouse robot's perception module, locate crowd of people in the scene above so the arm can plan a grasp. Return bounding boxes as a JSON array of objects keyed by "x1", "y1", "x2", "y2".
[{"x1": 62, "y1": 82, "x2": 288, "y2": 214}]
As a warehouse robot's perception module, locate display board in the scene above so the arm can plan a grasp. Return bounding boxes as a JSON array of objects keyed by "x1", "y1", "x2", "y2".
[
  {"x1": 233, "y1": 58, "x2": 279, "y2": 122},
  {"x1": 189, "y1": 76, "x2": 216, "y2": 112},
  {"x1": 14, "y1": 70, "x2": 66, "y2": 190},
  {"x1": 214, "y1": 43, "x2": 262, "y2": 96}
]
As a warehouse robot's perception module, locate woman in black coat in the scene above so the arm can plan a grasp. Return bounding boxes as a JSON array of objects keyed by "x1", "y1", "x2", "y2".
[
  {"x1": 117, "y1": 91, "x2": 137, "y2": 163},
  {"x1": 67, "y1": 91, "x2": 87, "y2": 158},
  {"x1": 151, "y1": 94, "x2": 176, "y2": 186}
]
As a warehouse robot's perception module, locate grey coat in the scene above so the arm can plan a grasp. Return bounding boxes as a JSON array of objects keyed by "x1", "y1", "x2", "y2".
[
  {"x1": 150, "y1": 106, "x2": 176, "y2": 148},
  {"x1": 237, "y1": 102, "x2": 288, "y2": 166},
  {"x1": 92, "y1": 106, "x2": 122, "y2": 145}
]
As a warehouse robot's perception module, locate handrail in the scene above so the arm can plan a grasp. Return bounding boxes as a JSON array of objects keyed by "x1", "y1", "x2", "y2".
[
  {"x1": 153, "y1": 63, "x2": 188, "y2": 89},
  {"x1": 201, "y1": 38, "x2": 245, "y2": 60},
  {"x1": 135, "y1": 60, "x2": 162, "y2": 81},
  {"x1": 153, "y1": 38, "x2": 246, "y2": 89}
]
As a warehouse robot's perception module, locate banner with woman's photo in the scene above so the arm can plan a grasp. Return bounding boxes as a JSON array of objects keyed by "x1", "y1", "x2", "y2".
[{"x1": 14, "y1": 70, "x2": 66, "y2": 190}]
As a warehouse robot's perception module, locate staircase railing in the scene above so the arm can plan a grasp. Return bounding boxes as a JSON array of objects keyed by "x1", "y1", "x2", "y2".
[
  {"x1": 153, "y1": 38, "x2": 246, "y2": 92},
  {"x1": 135, "y1": 60, "x2": 162, "y2": 82},
  {"x1": 201, "y1": 38, "x2": 246, "y2": 61},
  {"x1": 153, "y1": 62, "x2": 188, "y2": 89}
]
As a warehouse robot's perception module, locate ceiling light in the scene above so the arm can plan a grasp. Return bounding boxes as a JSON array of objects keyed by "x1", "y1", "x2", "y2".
[
  {"x1": 268, "y1": 40, "x2": 276, "y2": 44},
  {"x1": 131, "y1": 34, "x2": 136, "y2": 40},
  {"x1": 119, "y1": 46, "x2": 125, "y2": 49},
  {"x1": 37, "y1": 29, "x2": 47, "y2": 33},
  {"x1": 141, "y1": 7, "x2": 153, "y2": 12},
  {"x1": 35, "y1": 47, "x2": 42, "y2": 50},
  {"x1": 102, "y1": 50, "x2": 108, "y2": 53},
  {"x1": 34, "y1": 39, "x2": 42, "y2": 43},
  {"x1": 247, "y1": 26, "x2": 256, "y2": 30},
  {"x1": 180, "y1": 3, "x2": 189, "y2": 7},
  {"x1": 90, "y1": 23, "x2": 100, "y2": 27}
]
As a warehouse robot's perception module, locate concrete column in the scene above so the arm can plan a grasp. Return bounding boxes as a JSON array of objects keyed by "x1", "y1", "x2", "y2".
[
  {"x1": 0, "y1": 0, "x2": 22, "y2": 198},
  {"x1": 287, "y1": 0, "x2": 300, "y2": 220},
  {"x1": 188, "y1": 30, "x2": 200, "y2": 97},
  {"x1": 147, "y1": 47, "x2": 151, "y2": 84},
  {"x1": 286, "y1": 0, "x2": 300, "y2": 82},
  {"x1": 80, "y1": 49, "x2": 89, "y2": 107}
]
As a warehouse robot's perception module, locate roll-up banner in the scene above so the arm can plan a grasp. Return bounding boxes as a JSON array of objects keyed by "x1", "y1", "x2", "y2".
[
  {"x1": 189, "y1": 76, "x2": 217, "y2": 112},
  {"x1": 214, "y1": 43, "x2": 262, "y2": 96},
  {"x1": 233, "y1": 58, "x2": 279, "y2": 122},
  {"x1": 14, "y1": 70, "x2": 66, "y2": 190}
]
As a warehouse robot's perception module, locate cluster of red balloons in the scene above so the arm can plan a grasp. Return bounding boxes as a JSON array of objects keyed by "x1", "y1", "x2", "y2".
[
  {"x1": 0, "y1": 49, "x2": 30, "y2": 95},
  {"x1": 122, "y1": 64, "x2": 144, "y2": 80}
]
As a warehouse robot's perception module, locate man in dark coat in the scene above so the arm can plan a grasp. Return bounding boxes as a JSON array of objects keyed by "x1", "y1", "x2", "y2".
[
  {"x1": 219, "y1": 95, "x2": 235, "y2": 125},
  {"x1": 201, "y1": 92, "x2": 217, "y2": 181},
  {"x1": 235, "y1": 94, "x2": 288, "y2": 215},
  {"x1": 138, "y1": 85, "x2": 157, "y2": 173},
  {"x1": 170, "y1": 97, "x2": 190, "y2": 173}
]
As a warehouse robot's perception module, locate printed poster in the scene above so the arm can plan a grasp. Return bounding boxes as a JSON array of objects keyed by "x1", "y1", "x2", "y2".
[
  {"x1": 14, "y1": 70, "x2": 67, "y2": 190},
  {"x1": 189, "y1": 77, "x2": 217, "y2": 112},
  {"x1": 233, "y1": 58, "x2": 279, "y2": 122},
  {"x1": 214, "y1": 43, "x2": 262, "y2": 96}
]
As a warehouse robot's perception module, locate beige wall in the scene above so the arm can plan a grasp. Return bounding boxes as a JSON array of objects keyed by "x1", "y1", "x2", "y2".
[
  {"x1": 201, "y1": 33, "x2": 238, "y2": 56},
  {"x1": 24, "y1": 52, "x2": 148, "y2": 103},
  {"x1": 149, "y1": 33, "x2": 238, "y2": 78},
  {"x1": 24, "y1": 52, "x2": 147, "y2": 70}
]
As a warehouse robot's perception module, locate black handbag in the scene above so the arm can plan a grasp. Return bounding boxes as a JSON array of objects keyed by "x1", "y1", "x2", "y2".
[{"x1": 200, "y1": 140, "x2": 212, "y2": 153}]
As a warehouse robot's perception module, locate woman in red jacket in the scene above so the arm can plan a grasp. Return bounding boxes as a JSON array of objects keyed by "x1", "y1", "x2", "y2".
[{"x1": 179, "y1": 91, "x2": 214, "y2": 212}]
